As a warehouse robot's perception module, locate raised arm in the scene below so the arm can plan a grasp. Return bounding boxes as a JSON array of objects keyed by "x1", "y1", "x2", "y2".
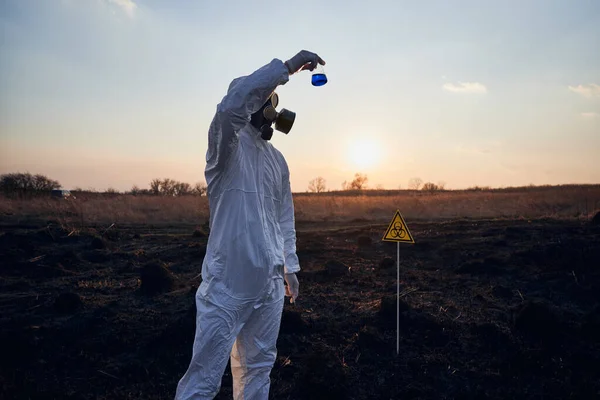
[{"x1": 205, "y1": 59, "x2": 290, "y2": 182}]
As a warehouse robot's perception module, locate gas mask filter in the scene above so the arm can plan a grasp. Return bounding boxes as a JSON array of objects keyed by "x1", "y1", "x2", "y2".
[{"x1": 255, "y1": 93, "x2": 296, "y2": 141}]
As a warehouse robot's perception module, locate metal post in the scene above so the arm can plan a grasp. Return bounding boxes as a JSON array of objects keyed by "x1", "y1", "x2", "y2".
[{"x1": 397, "y1": 241, "x2": 400, "y2": 355}]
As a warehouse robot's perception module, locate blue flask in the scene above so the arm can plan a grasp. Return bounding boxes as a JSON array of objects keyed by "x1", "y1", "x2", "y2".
[{"x1": 311, "y1": 64, "x2": 327, "y2": 86}]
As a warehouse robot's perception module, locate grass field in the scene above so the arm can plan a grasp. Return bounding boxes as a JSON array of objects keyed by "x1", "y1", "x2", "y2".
[{"x1": 1, "y1": 185, "x2": 599, "y2": 229}]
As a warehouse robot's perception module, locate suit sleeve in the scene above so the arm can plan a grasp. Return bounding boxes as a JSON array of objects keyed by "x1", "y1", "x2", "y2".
[{"x1": 205, "y1": 59, "x2": 290, "y2": 181}]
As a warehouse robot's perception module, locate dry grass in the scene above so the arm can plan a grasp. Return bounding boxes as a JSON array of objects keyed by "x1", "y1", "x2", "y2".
[
  {"x1": 1, "y1": 185, "x2": 599, "y2": 228},
  {"x1": 294, "y1": 186, "x2": 600, "y2": 222},
  {"x1": 0, "y1": 195, "x2": 209, "y2": 228}
]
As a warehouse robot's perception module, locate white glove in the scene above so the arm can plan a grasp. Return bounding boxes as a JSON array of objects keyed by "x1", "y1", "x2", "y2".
[
  {"x1": 284, "y1": 273, "x2": 299, "y2": 303},
  {"x1": 285, "y1": 50, "x2": 326, "y2": 75}
]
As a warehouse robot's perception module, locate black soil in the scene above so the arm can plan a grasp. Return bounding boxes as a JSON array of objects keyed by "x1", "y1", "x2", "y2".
[
  {"x1": 592, "y1": 211, "x2": 600, "y2": 226},
  {"x1": 1, "y1": 219, "x2": 600, "y2": 399}
]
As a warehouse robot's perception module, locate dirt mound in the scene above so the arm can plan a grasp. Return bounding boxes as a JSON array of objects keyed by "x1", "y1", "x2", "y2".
[
  {"x1": 356, "y1": 325, "x2": 387, "y2": 354},
  {"x1": 401, "y1": 309, "x2": 450, "y2": 347},
  {"x1": 455, "y1": 257, "x2": 505, "y2": 275},
  {"x1": 379, "y1": 295, "x2": 410, "y2": 324},
  {"x1": 581, "y1": 305, "x2": 600, "y2": 342},
  {"x1": 0, "y1": 232, "x2": 35, "y2": 253},
  {"x1": 492, "y1": 285, "x2": 514, "y2": 300},
  {"x1": 280, "y1": 309, "x2": 307, "y2": 334},
  {"x1": 592, "y1": 211, "x2": 600, "y2": 226},
  {"x1": 517, "y1": 237, "x2": 600, "y2": 273},
  {"x1": 90, "y1": 237, "x2": 106, "y2": 249},
  {"x1": 103, "y1": 229, "x2": 121, "y2": 242},
  {"x1": 296, "y1": 345, "x2": 348, "y2": 400},
  {"x1": 54, "y1": 292, "x2": 83, "y2": 313},
  {"x1": 119, "y1": 260, "x2": 139, "y2": 273},
  {"x1": 149, "y1": 300, "x2": 197, "y2": 349},
  {"x1": 379, "y1": 257, "x2": 395, "y2": 269},
  {"x1": 357, "y1": 236, "x2": 372, "y2": 248},
  {"x1": 470, "y1": 322, "x2": 512, "y2": 352},
  {"x1": 36, "y1": 226, "x2": 71, "y2": 242},
  {"x1": 324, "y1": 260, "x2": 349, "y2": 277},
  {"x1": 140, "y1": 262, "x2": 175, "y2": 295},
  {"x1": 82, "y1": 250, "x2": 110, "y2": 264},
  {"x1": 49, "y1": 249, "x2": 81, "y2": 269},
  {"x1": 512, "y1": 300, "x2": 563, "y2": 342}
]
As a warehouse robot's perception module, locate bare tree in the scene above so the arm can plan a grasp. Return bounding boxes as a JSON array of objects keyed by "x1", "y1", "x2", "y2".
[
  {"x1": 343, "y1": 173, "x2": 368, "y2": 190},
  {"x1": 31, "y1": 174, "x2": 57, "y2": 191},
  {"x1": 408, "y1": 177, "x2": 423, "y2": 190},
  {"x1": 193, "y1": 182, "x2": 207, "y2": 196},
  {"x1": 160, "y1": 178, "x2": 177, "y2": 196},
  {"x1": 308, "y1": 177, "x2": 327, "y2": 193},
  {"x1": 173, "y1": 182, "x2": 192, "y2": 196},
  {"x1": 150, "y1": 179, "x2": 161, "y2": 195},
  {"x1": 437, "y1": 181, "x2": 447, "y2": 190},
  {"x1": 375, "y1": 184, "x2": 384, "y2": 190},
  {"x1": 149, "y1": 178, "x2": 208, "y2": 196},
  {"x1": 421, "y1": 182, "x2": 440, "y2": 192}
]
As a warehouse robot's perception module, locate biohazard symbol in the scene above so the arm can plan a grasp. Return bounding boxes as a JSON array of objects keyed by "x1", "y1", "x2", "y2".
[{"x1": 382, "y1": 210, "x2": 415, "y2": 243}]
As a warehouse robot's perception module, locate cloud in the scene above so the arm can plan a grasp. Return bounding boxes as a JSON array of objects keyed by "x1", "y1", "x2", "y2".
[
  {"x1": 455, "y1": 140, "x2": 502, "y2": 155},
  {"x1": 581, "y1": 112, "x2": 599, "y2": 118},
  {"x1": 107, "y1": 0, "x2": 137, "y2": 18},
  {"x1": 568, "y1": 84, "x2": 600, "y2": 98},
  {"x1": 455, "y1": 145, "x2": 491, "y2": 155},
  {"x1": 443, "y1": 82, "x2": 487, "y2": 94}
]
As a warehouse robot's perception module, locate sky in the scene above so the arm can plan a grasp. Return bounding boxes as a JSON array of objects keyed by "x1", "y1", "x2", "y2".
[{"x1": 1, "y1": 0, "x2": 599, "y2": 192}]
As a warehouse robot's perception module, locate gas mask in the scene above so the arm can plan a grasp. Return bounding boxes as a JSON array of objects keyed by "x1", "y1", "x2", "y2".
[{"x1": 251, "y1": 92, "x2": 296, "y2": 141}]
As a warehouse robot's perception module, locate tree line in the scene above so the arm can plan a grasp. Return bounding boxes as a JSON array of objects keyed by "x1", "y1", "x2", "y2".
[
  {"x1": 80, "y1": 178, "x2": 207, "y2": 196},
  {"x1": 0, "y1": 173, "x2": 60, "y2": 197},
  {"x1": 141, "y1": 179, "x2": 206, "y2": 196},
  {"x1": 307, "y1": 174, "x2": 447, "y2": 193},
  {"x1": 0, "y1": 173, "x2": 207, "y2": 197}
]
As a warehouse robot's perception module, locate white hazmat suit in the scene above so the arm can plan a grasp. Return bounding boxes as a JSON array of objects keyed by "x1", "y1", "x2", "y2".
[{"x1": 175, "y1": 58, "x2": 302, "y2": 400}]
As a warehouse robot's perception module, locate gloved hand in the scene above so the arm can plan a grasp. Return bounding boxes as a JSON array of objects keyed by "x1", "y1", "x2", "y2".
[
  {"x1": 285, "y1": 50, "x2": 326, "y2": 75},
  {"x1": 284, "y1": 273, "x2": 299, "y2": 303}
]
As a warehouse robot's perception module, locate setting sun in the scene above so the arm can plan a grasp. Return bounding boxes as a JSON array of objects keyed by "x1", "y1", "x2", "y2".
[{"x1": 348, "y1": 138, "x2": 380, "y2": 169}]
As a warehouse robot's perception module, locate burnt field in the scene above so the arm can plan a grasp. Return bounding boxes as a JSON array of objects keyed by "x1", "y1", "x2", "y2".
[{"x1": 1, "y1": 218, "x2": 600, "y2": 399}]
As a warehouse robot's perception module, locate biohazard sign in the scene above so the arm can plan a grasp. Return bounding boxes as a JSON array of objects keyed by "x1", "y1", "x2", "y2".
[{"x1": 382, "y1": 210, "x2": 415, "y2": 243}]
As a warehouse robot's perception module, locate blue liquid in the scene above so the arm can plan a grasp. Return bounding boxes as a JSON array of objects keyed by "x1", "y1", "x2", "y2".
[{"x1": 312, "y1": 73, "x2": 328, "y2": 86}]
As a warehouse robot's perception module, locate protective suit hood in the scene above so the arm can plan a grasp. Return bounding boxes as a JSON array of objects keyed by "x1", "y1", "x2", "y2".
[{"x1": 229, "y1": 76, "x2": 295, "y2": 141}]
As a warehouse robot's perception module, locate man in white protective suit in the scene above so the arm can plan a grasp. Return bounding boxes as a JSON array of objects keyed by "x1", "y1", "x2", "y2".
[{"x1": 175, "y1": 50, "x2": 326, "y2": 400}]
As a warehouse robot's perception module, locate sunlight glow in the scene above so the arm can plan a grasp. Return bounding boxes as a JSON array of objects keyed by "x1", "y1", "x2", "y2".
[{"x1": 348, "y1": 138, "x2": 380, "y2": 170}]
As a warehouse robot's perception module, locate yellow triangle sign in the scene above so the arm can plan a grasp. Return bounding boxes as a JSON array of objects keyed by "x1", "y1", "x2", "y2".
[{"x1": 382, "y1": 210, "x2": 415, "y2": 243}]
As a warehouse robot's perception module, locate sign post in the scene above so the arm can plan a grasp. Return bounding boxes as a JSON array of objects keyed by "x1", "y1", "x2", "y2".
[{"x1": 382, "y1": 210, "x2": 415, "y2": 355}]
